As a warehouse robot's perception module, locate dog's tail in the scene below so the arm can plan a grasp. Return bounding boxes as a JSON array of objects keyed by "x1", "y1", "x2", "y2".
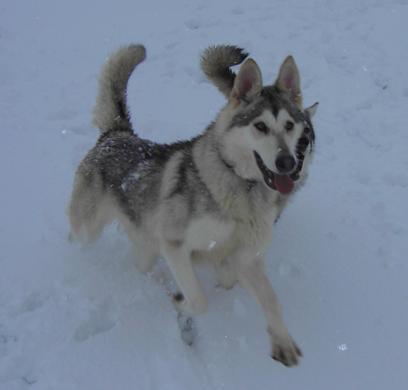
[
  {"x1": 93, "y1": 44, "x2": 146, "y2": 133},
  {"x1": 201, "y1": 45, "x2": 248, "y2": 98}
]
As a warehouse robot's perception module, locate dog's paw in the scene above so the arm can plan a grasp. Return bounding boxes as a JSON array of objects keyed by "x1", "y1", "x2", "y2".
[
  {"x1": 177, "y1": 312, "x2": 195, "y2": 346},
  {"x1": 271, "y1": 335, "x2": 302, "y2": 367}
]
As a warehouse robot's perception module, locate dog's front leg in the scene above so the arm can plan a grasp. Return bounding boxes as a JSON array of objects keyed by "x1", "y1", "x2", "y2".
[
  {"x1": 163, "y1": 241, "x2": 208, "y2": 315},
  {"x1": 163, "y1": 241, "x2": 208, "y2": 346},
  {"x1": 236, "y1": 252, "x2": 302, "y2": 367}
]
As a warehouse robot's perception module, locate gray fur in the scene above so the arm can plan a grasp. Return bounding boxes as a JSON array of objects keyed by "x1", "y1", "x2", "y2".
[
  {"x1": 93, "y1": 44, "x2": 146, "y2": 133},
  {"x1": 229, "y1": 86, "x2": 306, "y2": 130},
  {"x1": 201, "y1": 45, "x2": 248, "y2": 97},
  {"x1": 69, "y1": 44, "x2": 318, "y2": 367}
]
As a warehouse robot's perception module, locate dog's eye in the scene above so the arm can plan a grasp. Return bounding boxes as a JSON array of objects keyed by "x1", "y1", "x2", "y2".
[
  {"x1": 285, "y1": 121, "x2": 294, "y2": 131},
  {"x1": 254, "y1": 121, "x2": 269, "y2": 134}
]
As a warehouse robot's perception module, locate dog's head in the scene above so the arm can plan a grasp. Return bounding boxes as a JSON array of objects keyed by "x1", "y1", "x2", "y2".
[{"x1": 216, "y1": 56, "x2": 318, "y2": 194}]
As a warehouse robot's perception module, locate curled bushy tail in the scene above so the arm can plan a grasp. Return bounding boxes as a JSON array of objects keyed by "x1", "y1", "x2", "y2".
[
  {"x1": 93, "y1": 44, "x2": 146, "y2": 133},
  {"x1": 201, "y1": 45, "x2": 248, "y2": 98}
]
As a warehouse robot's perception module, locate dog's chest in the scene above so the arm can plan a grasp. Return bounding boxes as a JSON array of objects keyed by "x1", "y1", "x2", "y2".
[
  {"x1": 234, "y1": 202, "x2": 279, "y2": 251},
  {"x1": 224, "y1": 187, "x2": 282, "y2": 248},
  {"x1": 188, "y1": 201, "x2": 280, "y2": 262}
]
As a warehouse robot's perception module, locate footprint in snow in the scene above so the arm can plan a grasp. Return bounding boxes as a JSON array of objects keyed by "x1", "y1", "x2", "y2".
[
  {"x1": 74, "y1": 305, "x2": 116, "y2": 342},
  {"x1": 11, "y1": 290, "x2": 50, "y2": 316},
  {"x1": 185, "y1": 19, "x2": 202, "y2": 30}
]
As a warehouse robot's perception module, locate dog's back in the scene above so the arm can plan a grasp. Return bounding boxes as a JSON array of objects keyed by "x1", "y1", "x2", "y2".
[
  {"x1": 69, "y1": 44, "x2": 252, "y2": 243},
  {"x1": 69, "y1": 44, "x2": 202, "y2": 243}
]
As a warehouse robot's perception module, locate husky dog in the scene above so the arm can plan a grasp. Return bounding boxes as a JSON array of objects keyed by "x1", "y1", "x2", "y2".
[{"x1": 69, "y1": 44, "x2": 318, "y2": 367}]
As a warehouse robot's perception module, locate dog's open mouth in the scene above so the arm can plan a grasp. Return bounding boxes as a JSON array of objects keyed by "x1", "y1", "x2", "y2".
[{"x1": 253, "y1": 151, "x2": 294, "y2": 195}]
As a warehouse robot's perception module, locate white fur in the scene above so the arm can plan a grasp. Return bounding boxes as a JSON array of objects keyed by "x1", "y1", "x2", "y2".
[{"x1": 222, "y1": 108, "x2": 305, "y2": 181}]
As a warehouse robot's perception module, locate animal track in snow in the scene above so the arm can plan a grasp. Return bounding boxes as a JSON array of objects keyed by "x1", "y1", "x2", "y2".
[{"x1": 74, "y1": 304, "x2": 116, "y2": 342}]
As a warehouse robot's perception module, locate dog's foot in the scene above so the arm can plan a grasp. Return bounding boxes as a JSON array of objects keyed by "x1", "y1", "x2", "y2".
[
  {"x1": 270, "y1": 332, "x2": 302, "y2": 367},
  {"x1": 177, "y1": 312, "x2": 195, "y2": 346}
]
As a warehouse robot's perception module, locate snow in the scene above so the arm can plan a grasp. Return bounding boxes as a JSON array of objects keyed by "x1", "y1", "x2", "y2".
[
  {"x1": 1, "y1": 0, "x2": 408, "y2": 389},
  {"x1": 121, "y1": 172, "x2": 142, "y2": 192},
  {"x1": 208, "y1": 241, "x2": 217, "y2": 250}
]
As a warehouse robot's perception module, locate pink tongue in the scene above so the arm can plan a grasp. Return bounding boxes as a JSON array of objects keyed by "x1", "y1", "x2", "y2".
[{"x1": 274, "y1": 175, "x2": 294, "y2": 194}]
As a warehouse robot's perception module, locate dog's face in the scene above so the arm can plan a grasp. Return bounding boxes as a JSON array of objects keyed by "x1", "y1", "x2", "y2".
[{"x1": 218, "y1": 57, "x2": 318, "y2": 194}]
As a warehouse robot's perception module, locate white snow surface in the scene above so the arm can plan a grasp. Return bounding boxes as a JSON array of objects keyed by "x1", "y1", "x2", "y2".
[{"x1": 1, "y1": 0, "x2": 408, "y2": 389}]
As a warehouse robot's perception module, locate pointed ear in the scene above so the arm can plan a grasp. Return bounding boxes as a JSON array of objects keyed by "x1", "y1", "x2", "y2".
[
  {"x1": 276, "y1": 55, "x2": 302, "y2": 108},
  {"x1": 305, "y1": 102, "x2": 318, "y2": 118},
  {"x1": 230, "y1": 58, "x2": 262, "y2": 103}
]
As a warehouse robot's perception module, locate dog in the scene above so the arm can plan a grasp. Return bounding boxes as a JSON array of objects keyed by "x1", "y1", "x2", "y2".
[{"x1": 69, "y1": 43, "x2": 318, "y2": 367}]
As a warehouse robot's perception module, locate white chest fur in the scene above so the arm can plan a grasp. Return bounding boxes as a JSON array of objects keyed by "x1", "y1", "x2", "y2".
[{"x1": 187, "y1": 201, "x2": 279, "y2": 264}]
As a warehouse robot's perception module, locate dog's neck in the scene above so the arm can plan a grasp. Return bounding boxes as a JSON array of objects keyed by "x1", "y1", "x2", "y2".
[
  {"x1": 215, "y1": 145, "x2": 257, "y2": 191},
  {"x1": 192, "y1": 130, "x2": 279, "y2": 220}
]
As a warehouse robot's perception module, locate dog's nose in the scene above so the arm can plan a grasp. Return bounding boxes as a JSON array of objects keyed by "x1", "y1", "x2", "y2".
[{"x1": 275, "y1": 153, "x2": 296, "y2": 174}]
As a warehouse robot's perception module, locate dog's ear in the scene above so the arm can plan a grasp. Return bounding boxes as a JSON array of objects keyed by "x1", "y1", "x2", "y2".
[
  {"x1": 305, "y1": 102, "x2": 318, "y2": 118},
  {"x1": 275, "y1": 56, "x2": 302, "y2": 108},
  {"x1": 230, "y1": 58, "x2": 262, "y2": 103}
]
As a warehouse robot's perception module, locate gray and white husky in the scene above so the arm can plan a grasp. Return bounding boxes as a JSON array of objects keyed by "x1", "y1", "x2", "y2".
[{"x1": 69, "y1": 44, "x2": 318, "y2": 367}]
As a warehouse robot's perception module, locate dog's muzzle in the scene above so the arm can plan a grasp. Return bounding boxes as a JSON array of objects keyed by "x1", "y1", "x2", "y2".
[{"x1": 253, "y1": 151, "x2": 295, "y2": 195}]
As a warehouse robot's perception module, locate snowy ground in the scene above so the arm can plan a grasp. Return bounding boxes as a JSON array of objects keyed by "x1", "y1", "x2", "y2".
[{"x1": 1, "y1": 0, "x2": 408, "y2": 389}]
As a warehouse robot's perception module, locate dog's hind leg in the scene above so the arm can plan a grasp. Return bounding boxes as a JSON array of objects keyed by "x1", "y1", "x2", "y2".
[
  {"x1": 133, "y1": 248, "x2": 157, "y2": 274},
  {"x1": 68, "y1": 172, "x2": 113, "y2": 243},
  {"x1": 119, "y1": 218, "x2": 158, "y2": 273},
  {"x1": 129, "y1": 236, "x2": 157, "y2": 273},
  {"x1": 215, "y1": 257, "x2": 237, "y2": 289}
]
